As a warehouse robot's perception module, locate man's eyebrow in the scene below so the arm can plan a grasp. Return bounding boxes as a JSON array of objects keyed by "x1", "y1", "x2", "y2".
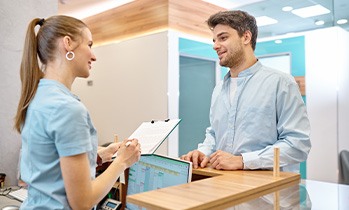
[
  {"x1": 217, "y1": 32, "x2": 229, "y2": 37},
  {"x1": 213, "y1": 32, "x2": 229, "y2": 42}
]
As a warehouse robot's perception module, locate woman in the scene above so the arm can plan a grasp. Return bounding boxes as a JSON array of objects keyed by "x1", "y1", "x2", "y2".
[{"x1": 14, "y1": 15, "x2": 141, "y2": 209}]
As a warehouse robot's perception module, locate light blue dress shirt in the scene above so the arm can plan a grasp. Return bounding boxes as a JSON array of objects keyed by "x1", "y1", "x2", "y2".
[
  {"x1": 198, "y1": 61, "x2": 311, "y2": 172},
  {"x1": 20, "y1": 79, "x2": 98, "y2": 209}
]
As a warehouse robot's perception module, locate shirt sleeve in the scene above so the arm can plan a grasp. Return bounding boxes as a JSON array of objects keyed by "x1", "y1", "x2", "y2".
[
  {"x1": 198, "y1": 126, "x2": 216, "y2": 156},
  {"x1": 47, "y1": 100, "x2": 93, "y2": 157},
  {"x1": 242, "y1": 76, "x2": 311, "y2": 170}
]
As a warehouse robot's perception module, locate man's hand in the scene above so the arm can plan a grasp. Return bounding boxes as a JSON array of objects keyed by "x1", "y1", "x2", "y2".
[
  {"x1": 209, "y1": 150, "x2": 244, "y2": 170},
  {"x1": 180, "y1": 150, "x2": 210, "y2": 169}
]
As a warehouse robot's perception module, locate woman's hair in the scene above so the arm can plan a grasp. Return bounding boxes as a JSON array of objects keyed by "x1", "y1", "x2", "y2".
[
  {"x1": 14, "y1": 15, "x2": 87, "y2": 133},
  {"x1": 207, "y1": 10, "x2": 258, "y2": 50}
]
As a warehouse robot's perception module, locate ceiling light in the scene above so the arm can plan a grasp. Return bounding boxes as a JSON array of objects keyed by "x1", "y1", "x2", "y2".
[
  {"x1": 282, "y1": 6, "x2": 293, "y2": 12},
  {"x1": 291, "y1": 4, "x2": 330, "y2": 18},
  {"x1": 337, "y1": 19, "x2": 348, "y2": 25},
  {"x1": 315, "y1": 20, "x2": 325, "y2": 25},
  {"x1": 255, "y1": 16, "x2": 278, "y2": 27}
]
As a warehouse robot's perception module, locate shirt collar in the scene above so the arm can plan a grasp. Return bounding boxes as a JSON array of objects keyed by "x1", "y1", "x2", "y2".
[
  {"x1": 39, "y1": 79, "x2": 80, "y2": 101},
  {"x1": 223, "y1": 60, "x2": 262, "y2": 82}
]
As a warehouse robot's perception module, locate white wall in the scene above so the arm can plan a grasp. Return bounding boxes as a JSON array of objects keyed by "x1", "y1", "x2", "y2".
[
  {"x1": 72, "y1": 32, "x2": 169, "y2": 154},
  {"x1": 306, "y1": 27, "x2": 349, "y2": 183},
  {"x1": 337, "y1": 28, "x2": 349, "y2": 152},
  {"x1": 0, "y1": 0, "x2": 57, "y2": 187}
]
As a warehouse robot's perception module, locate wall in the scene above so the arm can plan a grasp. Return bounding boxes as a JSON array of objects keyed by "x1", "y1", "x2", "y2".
[
  {"x1": 0, "y1": 0, "x2": 57, "y2": 187},
  {"x1": 72, "y1": 32, "x2": 169, "y2": 154},
  {"x1": 306, "y1": 26, "x2": 349, "y2": 183},
  {"x1": 337, "y1": 28, "x2": 349, "y2": 152}
]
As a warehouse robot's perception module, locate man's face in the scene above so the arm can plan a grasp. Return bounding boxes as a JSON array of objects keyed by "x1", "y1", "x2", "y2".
[{"x1": 212, "y1": 24, "x2": 245, "y2": 69}]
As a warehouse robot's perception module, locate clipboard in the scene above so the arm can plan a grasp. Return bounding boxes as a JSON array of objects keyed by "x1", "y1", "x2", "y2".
[{"x1": 129, "y1": 119, "x2": 181, "y2": 154}]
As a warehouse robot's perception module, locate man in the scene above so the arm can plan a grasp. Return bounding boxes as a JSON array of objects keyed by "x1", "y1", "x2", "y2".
[{"x1": 181, "y1": 10, "x2": 311, "y2": 172}]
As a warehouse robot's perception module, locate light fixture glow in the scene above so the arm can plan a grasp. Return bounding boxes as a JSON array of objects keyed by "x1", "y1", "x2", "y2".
[
  {"x1": 315, "y1": 20, "x2": 325, "y2": 25},
  {"x1": 61, "y1": 0, "x2": 134, "y2": 19},
  {"x1": 282, "y1": 6, "x2": 293, "y2": 12},
  {"x1": 202, "y1": 0, "x2": 265, "y2": 9},
  {"x1": 274, "y1": 40, "x2": 282, "y2": 44},
  {"x1": 291, "y1": 4, "x2": 330, "y2": 18},
  {"x1": 337, "y1": 19, "x2": 348, "y2": 25},
  {"x1": 255, "y1": 16, "x2": 278, "y2": 27}
]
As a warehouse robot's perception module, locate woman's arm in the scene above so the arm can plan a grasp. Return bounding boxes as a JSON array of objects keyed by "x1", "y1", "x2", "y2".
[{"x1": 60, "y1": 139, "x2": 140, "y2": 210}]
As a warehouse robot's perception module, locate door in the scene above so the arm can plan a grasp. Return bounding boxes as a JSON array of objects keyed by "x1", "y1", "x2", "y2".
[{"x1": 179, "y1": 55, "x2": 217, "y2": 156}]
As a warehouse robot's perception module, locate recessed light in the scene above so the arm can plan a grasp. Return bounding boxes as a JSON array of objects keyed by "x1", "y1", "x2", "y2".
[
  {"x1": 282, "y1": 6, "x2": 293, "y2": 12},
  {"x1": 315, "y1": 20, "x2": 325, "y2": 25},
  {"x1": 337, "y1": 19, "x2": 348, "y2": 25},
  {"x1": 255, "y1": 16, "x2": 278, "y2": 27},
  {"x1": 275, "y1": 40, "x2": 282, "y2": 44},
  {"x1": 291, "y1": 4, "x2": 330, "y2": 18}
]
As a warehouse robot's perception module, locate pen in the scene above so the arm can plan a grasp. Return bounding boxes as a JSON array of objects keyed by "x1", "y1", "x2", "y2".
[
  {"x1": 126, "y1": 141, "x2": 132, "y2": 147},
  {"x1": 112, "y1": 141, "x2": 132, "y2": 160}
]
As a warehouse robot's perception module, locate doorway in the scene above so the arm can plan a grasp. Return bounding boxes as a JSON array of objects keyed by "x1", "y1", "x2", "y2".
[{"x1": 178, "y1": 55, "x2": 218, "y2": 156}]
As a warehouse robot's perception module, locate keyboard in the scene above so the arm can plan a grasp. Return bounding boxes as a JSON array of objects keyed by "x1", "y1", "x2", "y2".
[{"x1": 9, "y1": 188, "x2": 28, "y2": 202}]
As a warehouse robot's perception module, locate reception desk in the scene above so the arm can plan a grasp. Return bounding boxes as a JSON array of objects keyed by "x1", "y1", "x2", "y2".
[
  {"x1": 127, "y1": 168, "x2": 301, "y2": 209},
  {"x1": 1, "y1": 173, "x2": 348, "y2": 209}
]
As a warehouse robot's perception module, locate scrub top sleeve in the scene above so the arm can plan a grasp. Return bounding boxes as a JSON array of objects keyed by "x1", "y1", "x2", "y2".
[{"x1": 47, "y1": 101, "x2": 92, "y2": 157}]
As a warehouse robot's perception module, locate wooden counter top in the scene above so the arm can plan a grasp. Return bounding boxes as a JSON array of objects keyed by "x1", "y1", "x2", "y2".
[{"x1": 127, "y1": 168, "x2": 300, "y2": 210}]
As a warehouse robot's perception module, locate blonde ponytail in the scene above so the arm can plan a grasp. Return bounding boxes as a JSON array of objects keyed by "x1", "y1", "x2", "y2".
[{"x1": 14, "y1": 18, "x2": 43, "y2": 133}]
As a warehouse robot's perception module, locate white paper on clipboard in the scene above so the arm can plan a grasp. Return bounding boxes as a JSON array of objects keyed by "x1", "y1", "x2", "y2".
[{"x1": 129, "y1": 119, "x2": 181, "y2": 154}]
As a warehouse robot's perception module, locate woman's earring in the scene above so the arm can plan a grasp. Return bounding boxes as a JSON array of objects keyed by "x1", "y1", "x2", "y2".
[{"x1": 66, "y1": 51, "x2": 75, "y2": 61}]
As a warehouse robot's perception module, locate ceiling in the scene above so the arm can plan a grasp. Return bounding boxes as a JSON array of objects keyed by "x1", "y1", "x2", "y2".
[{"x1": 58, "y1": 0, "x2": 349, "y2": 39}]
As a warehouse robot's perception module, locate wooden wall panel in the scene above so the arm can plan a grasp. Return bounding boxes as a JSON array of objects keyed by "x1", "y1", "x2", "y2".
[
  {"x1": 83, "y1": 0, "x2": 226, "y2": 46},
  {"x1": 295, "y1": 76, "x2": 305, "y2": 96},
  {"x1": 168, "y1": 0, "x2": 226, "y2": 39},
  {"x1": 83, "y1": 0, "x2": 169, "y2": 46}
]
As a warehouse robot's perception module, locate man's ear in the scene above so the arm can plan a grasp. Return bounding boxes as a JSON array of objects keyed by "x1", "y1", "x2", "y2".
[
  {"x1": 243, "y1": 30, "x2": 252, "y2": 45},
  {"x1": 62, "y1": 36, "x2": 73, "y2": 52}
]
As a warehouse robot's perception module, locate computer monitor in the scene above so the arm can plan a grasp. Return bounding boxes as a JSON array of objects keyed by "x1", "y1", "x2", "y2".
[{"x1": 126, "y1": 154, "x2": 192, "y2": 210}]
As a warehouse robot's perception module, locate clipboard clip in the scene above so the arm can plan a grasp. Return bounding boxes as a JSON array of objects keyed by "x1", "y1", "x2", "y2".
[{"x1": 151, "y1": 119, "x2": 170, "y2": 124}]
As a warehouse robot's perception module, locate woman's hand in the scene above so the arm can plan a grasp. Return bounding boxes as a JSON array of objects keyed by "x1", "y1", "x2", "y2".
[
  {"x1": 114, "y1": 139, "x2": 141, "y2": 169},
  {"x1": 97, "y1": 142, "x2": 122, "y2": 163}
]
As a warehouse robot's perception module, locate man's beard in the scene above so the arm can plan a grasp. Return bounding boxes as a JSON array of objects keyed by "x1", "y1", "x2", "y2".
[{"x1": 219, "y1": 45, "x2": 245, "y2": 69}]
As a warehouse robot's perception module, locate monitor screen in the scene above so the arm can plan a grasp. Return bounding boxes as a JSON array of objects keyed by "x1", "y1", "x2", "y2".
[{"x1": 126, "y1": 154, "x2": 192, "y2": 210}]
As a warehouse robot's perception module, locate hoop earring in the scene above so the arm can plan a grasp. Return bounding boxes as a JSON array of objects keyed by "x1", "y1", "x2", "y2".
[{"x1": 66, "y1": 51, "x2": 75, "y2": 61}]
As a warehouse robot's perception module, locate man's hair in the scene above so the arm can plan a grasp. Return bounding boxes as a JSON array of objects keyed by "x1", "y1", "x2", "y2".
[{"x1": 207, "y1": 10, "x2": 258, "y2": 50}]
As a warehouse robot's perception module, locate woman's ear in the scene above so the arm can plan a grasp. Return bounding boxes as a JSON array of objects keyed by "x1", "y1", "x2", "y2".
[{"x1": 62, "y1": 36, "x2": 73, "y2": 52}]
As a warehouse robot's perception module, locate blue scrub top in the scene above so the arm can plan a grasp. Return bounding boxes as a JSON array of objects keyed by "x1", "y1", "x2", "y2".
[{"x1": 20, "y1": 79, "x2": 98, "y2": 209}]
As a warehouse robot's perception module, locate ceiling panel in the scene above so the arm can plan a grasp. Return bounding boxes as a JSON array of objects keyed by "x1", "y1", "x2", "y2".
[{"x1": 58, "y1": 0, "x2": 349, "y2": 38}]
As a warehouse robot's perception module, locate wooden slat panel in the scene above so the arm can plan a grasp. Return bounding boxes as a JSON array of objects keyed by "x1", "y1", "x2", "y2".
[
  {"x1": 83, "y1": 0, "x2": 169, "y2": 46},
  {"x1": 168, "y1": 0, "x2": 226, "y2": 39},
  {"x1": 83, "y1": 0, "x2": 226, "y2": 46}
]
